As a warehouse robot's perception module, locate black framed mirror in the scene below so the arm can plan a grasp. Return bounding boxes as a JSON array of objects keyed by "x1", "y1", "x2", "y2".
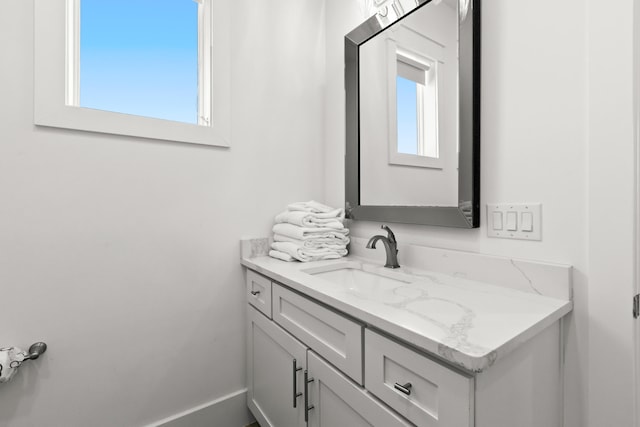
[{"x1": 345, "y1": 0, "x2": 480, "y2": 228}]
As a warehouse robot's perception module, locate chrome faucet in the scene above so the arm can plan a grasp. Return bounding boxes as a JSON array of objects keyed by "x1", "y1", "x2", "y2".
[{"x1": 366, "y1": 225, "x2": 400, "y2": 269}]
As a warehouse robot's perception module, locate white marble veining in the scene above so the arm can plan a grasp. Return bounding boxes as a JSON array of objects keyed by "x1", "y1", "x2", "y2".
[
  {"x1": 349, "y1": 236, "x2": 573, "y2": 301},
  {"x1": 240, "y1": 239, "x2": 572, "y2": 372}
]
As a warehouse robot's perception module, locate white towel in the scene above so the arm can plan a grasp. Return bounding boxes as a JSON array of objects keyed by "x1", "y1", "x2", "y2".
[
  {"x1": 273, "y1": 223, "x2": 349, "y2": 241},
  {"x1": 269, "y1": 249, "x2": 295, "y2": 262},
  {"x1": 287, "y1": 200, "x2": 341, "y2": 214},
  {"x1": 271, "y1": 242, "x2": 347, "y2": 262},
  {"x1": 274, "y1": 233, "x2": 349, "y2": 249},
  {"x1": 275, "y1": 210, "x2": 344, "y2": 229},
  {"x1": 280, "y1": 208, "x2": 345, "y2": 221}
]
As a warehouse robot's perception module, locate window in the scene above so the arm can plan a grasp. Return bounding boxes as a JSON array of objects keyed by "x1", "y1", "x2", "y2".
[
  {"x1": 396, "y1": 55, "x2": 438, "y2": 158},
  {"x1": 75, "y1": 0, "x2": 201, "y2": 125},
  {"x1": 35, "y1": 0, "x2": 230, "y2": 146},
  {"x1": 391, "y1": 51, "x2": 440, "y2": 168}
]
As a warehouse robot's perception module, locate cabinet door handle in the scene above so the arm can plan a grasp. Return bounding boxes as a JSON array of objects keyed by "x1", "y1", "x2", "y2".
[
  {"x1": 292, "y1": 359, "x2": 302, "y2": 408},
  {"x1": 304, "y1": 370, "x2": 315, "y2": 422},
  {"x1": 394, "y1": 382, "x2": 412, "y2": 395},
  {"x1": 250, "y1": 290, "x2": 260, "y2": 296}
]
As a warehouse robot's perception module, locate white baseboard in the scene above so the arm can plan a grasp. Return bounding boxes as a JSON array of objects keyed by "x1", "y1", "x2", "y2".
[{"x1": 148, "y1": 389, "x2": 255, "y2": 427}]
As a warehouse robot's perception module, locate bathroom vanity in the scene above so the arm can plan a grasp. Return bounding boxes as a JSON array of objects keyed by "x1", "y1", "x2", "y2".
[
  {"x1": 241, "y1": 237, "x2": 572, "y2": 427},
  {"x1": 244, "y1": 0, "x2": 572, "y2": 425}
]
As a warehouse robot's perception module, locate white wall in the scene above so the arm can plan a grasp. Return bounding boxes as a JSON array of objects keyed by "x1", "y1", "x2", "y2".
[
  {"x1": 0, "y1": 1, "x2": 326, "y2": 426},
  {"x1": 324, "y1": 1, "x2": 626, "y2": 426},
  {"x1": 587, "y1": 0, "x2": 636, "y2": 425}
]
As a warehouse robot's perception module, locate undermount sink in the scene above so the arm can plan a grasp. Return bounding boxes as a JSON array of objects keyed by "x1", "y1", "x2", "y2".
[{"x1": 302, "y1": 261, "x2": 414, "y2": 292}]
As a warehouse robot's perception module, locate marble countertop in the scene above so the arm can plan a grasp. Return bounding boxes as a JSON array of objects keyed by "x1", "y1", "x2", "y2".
[{"x1": 241, "y1": 248, "x2": 572, "y2": 373}]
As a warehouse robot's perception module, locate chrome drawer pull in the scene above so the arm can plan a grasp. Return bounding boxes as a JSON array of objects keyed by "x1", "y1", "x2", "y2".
[
  {"x1": 394, "y1": 382, "x2": 412, "y2": 395},
  {"x1": 292, "y1": 359, "x2": 302, "y2": 408},
  {"x1": 250, "y1": 290, "x2": 260, "y2": 296}
]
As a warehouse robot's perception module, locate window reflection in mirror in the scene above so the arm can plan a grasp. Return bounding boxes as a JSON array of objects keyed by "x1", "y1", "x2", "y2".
[
  {"x1": 396, "y1": 53, "x2": 438, "y2": 158},
  {"x1": 396, "y1": 75, "x2": 419, "y2": 155}
]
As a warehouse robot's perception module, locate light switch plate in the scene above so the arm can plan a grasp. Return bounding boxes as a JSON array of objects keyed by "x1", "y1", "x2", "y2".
[{"x1": 486, "y1": 203, "x2": 542, "y2": 241}]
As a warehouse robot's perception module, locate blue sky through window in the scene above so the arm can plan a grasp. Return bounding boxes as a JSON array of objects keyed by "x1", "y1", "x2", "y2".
[
  {"x1": 396, "y1": 76, "x2": 418, "y2": 155},
  {"x1": 79, "y1": 0, "x2": 199, "y2": 124}
]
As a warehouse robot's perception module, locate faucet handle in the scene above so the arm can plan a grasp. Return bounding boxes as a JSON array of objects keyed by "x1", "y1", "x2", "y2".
[{"x1": 381, "y1": 225, "x2": 397, "y2": 244}]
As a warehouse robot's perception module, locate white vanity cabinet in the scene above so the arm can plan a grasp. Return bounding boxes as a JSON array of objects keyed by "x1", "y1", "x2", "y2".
[
  {"x1": 246, "y1": 274, "x2": 410, "y2": 427},
  {"x1": 245, "y1": 271, "x2": 411, "y2": 427},
  {"x1": 247, "y1": 305, "x2": 411, "y2": 427},
  {"x1": 244, "y1": 266, "x2": 566, "y2": 427}
]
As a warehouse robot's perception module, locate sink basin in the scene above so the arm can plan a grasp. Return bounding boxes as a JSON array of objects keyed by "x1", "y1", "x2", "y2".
[{"x1": 303, "y1": 261, "x2": 414, "y2": 294}]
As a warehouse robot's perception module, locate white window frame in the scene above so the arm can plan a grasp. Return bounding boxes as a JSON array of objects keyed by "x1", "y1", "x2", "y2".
[
  {"x1": 34, "y1": 0, "x2": 231, "y2": 147},
  {"x1": 387, "y1": 34, "x2": 443, "y2": 169},
  {"x1": 396, "y1": 54, "x2": 439, "y2": 157}
]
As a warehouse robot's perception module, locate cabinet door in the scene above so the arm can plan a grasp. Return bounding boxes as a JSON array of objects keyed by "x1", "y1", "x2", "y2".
[
  {"x1": 306, "y1": 351, "x2": 411, "y2": 427},
  {"x1": 247, "y1": 306, "x2": 306, "y2": 427}
]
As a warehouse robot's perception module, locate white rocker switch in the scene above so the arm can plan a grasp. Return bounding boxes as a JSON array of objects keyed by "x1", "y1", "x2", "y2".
[
  {"x1": 506, "y1": 212, "x2": 517, "y2": 231},
  {"x1": 492, "y1": 212, "x2": 503, "y2": 230},
  {"x1": 521, "y1": 212, "x2": 534, "y2": 232}
]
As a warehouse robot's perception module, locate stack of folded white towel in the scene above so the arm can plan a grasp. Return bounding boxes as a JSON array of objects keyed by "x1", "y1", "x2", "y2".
[{"x1": 269, "y1": 201, "x2": 349, "y2": 262}]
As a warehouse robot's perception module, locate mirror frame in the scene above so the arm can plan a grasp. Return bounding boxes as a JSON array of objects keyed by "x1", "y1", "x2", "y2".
[{"x1": 345, "y1": 0, "x2": 481, "y2": 228}]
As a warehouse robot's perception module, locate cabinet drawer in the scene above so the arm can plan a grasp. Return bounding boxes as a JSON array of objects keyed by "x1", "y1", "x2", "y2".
[
  {"x1": 365, "y1": 329, "x2": 474, "y2": 427},
  {"x1": 272, "y1": 283, "x2": 363, "y2": 384},
  {"x1": 246, "y1": 269, "x2": 272, "y2": 318}
]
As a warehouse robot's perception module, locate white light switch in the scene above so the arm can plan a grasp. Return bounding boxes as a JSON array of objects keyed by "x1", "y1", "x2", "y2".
[
  {"x1": 486, "y1": 203, "x2": 542, "y2": 241},
  {"x1": 506, "y1": 212, "x2": 517, "y2": 231},
  {"x1": 492, "y1": 212, "x2": 503, "y2": 230},
  {"x1": 521, "y1": 212, "x2": 534, "y2": 232}
]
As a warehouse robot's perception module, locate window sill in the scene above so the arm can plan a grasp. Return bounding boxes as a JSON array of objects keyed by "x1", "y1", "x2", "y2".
[{"x1": 35, "y1": 104, "x2": 230, "y2": 147}]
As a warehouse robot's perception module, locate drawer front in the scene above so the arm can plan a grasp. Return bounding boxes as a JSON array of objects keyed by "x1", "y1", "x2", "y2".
[
  {"x1": 272, "y1": 283, "x2": 363, "y2": 384},
  {"x1": 365, "y1": 329, "x2": 474, "y2": 427},
  {"x1": 246, "y1": 269, "x2": 272, "y2": 318}
]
